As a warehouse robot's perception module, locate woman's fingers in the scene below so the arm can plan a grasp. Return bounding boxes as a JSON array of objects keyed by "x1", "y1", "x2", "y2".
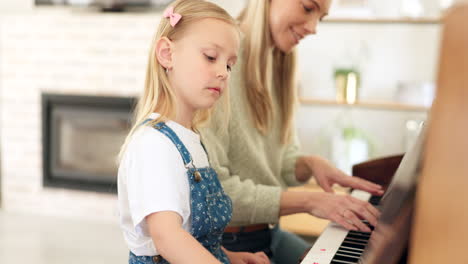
[
  {"x1": 331, "y1": 213, "x2": 359, "y2": 231},
  {"x1": 306, "y1": 192, "x2": 380, "y2": 232},
  {"x1": 347, "y1": 197, "x2": 380, "y2": 226},
  {"x1": 343, "y1": 209, "x2": 372, "y2": 232},
  {"x1": 365, "y1": 201, "x2": 381, "y2": 218},
  {"x1": 328, "y1": 195, "x2": 380, "y2": 231},
  {"x1": 343, "y1": 176, "x2": 384, "y2": 195}
]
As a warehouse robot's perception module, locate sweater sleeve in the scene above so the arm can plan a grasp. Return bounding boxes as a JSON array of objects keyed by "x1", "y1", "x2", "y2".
[{"x1": 280, "y1": 127, "x2": 304, "y2": 187}]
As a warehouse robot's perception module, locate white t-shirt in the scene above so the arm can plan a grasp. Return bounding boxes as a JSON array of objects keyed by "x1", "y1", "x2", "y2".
[{"x1": 118, "y1": 113, "x2": 210, "y2": 256}]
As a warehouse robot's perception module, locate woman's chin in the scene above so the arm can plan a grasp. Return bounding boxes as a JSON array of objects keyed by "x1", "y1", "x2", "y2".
[{"x1": 275, "y1": 40, "x2": 296, "y2": 54}]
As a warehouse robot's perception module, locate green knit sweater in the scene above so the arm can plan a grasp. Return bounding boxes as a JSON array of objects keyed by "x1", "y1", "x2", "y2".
[{"x1": 199, "y1": 48, "x2": 304, "y2": 226}]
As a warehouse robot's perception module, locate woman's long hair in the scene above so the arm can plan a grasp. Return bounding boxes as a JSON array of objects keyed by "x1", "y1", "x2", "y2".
[{"x1": 238, "y1": 0, "x2": 298, "y2": 144}]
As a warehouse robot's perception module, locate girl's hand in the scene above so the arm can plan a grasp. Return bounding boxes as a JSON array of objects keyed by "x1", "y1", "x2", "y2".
[
  {"x1": 223, "y1": 249, "x2": 270, "y2": 264},
  {"x1": 296, "y1": 155, "x2": 384, "y2": 195}
]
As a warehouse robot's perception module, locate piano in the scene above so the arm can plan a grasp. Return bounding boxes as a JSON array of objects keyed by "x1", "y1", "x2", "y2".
[
  {"x1": 300, "y1": 126, "x2": 424, "y2": 264},
  {"x1": 301, "y1": 5, "x2": 468, "y2": 263}
]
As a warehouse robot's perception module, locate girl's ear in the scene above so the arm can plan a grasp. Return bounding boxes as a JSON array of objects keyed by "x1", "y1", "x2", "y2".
[{"x1": 155, "y1": 37, "x2": 173, "y2": 70}]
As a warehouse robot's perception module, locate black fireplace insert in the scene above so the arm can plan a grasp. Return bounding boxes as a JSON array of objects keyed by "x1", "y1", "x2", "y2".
[{"x1": 42, "y1": 93, "x2": 136, "y2": 193}]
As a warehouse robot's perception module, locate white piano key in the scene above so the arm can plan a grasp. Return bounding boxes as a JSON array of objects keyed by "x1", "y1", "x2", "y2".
[{"x1": 349, "y1": 189, "x2": 372, "y2": 201}]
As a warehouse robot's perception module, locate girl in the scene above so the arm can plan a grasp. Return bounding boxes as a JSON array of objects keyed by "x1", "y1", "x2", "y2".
[
  {"x1": 117, "y1": 1, "x2": 269, "y2": 263},
  {"x1": 199, "y1": 0, "x2": 384, "y2": 263}
]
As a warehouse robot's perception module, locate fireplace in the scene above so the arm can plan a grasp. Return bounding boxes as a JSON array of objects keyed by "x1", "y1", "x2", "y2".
[{"x1": 42, "y1": 94, "x2": 136, "y2": 193}]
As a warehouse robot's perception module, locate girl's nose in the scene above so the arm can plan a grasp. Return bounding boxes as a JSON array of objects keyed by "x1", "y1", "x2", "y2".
[{"x1": 217, "y1": 66, "x2": 228, "y2": 80}]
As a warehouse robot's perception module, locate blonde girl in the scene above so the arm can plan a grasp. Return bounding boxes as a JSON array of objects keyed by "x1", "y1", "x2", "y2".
[{"x1": 118, "y1": 1, "x2": 269, "y2": 263}]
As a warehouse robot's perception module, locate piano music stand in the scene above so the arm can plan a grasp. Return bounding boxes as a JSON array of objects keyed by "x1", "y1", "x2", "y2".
[{"x1": 351, "y1": 154, "x2": 403, "y2": 191}]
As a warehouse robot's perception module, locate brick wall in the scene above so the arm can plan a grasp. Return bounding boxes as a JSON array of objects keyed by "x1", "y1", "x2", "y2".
[{"x1": 0, "y1": 9, "x2": 161, "y2": 221}]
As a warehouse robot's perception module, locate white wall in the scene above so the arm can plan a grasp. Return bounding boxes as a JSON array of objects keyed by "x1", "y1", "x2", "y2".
[
  {"x1": 0, "y1": 0, "x2": 34, "y2": 212},
  {"x1": 295, "y1": 23, "x2": 439, "y2": 170},
  {"x1": 297, "y1": 23, "x2": 441, "y2": 100},
  {"x1": 0, "y1": 0, "x2": 33, "y2": 13}
]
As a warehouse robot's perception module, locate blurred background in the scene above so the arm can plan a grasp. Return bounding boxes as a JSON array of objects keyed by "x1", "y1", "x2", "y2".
[{"x1": 0, "y1": 0, "x2": 462, "y2": 263}]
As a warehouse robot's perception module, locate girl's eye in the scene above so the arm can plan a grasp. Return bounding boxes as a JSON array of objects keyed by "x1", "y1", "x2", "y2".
[
  {"x1": 205, "y1": 55, "x2": 216, "y2": 61},
  {"x1": 227, "y1": 65, "x2": 232, "y2": 72},
  {"x1": 303, "y1": 4, "x2": 315, "y2": 13}
]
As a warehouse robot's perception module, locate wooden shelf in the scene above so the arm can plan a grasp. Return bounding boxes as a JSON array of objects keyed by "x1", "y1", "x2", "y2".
[
  {"x1": 299, "y1": 98, "x2": 429, "y2": 112},
  {"x1": 323, "y1": 17, "x2": 441, "y2": 24}
]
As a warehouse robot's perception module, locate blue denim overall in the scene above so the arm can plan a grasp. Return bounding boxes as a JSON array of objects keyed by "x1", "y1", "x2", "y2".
[{"x1": 129, "y1": 121, "x2": 232, "y2": 264}]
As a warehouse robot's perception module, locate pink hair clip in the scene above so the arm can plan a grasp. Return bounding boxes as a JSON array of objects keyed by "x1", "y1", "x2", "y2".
[{"x1": 163, "y1": 6, "x2": 182, "y2": 27}]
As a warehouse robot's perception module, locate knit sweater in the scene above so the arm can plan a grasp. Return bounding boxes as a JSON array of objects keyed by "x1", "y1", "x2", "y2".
[{"x1": 199, "y1": 47, "x2": 303, "y2": 226}]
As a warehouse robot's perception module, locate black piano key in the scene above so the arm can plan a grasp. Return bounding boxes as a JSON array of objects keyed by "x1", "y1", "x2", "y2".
[
  {"x1": 343, "y1": 239, "x2": 367, "y2": 247},
  {"x1": 348, "y1": 230, "x2": 370, "y2": 236},
  {"x1": 347, "y1": 232, "x2": 371, "y2": 240},
  {"x1": 349, "y1": 230, "x2": 371, "y2": 236},
  {"x1": 361, "y1": 220, "x2": 375, "y2": 231},
  {"x1": 339, "y1": 245, "x2": 365, "y2": 253},
  {"x1": 332, "y1": 253, "x2": 360, "y2": 263},
  {"x1": 369, "y1": 195, "x2": 382, "y2": 205},
  {"x1": 331, "y1": 260, "x2": 358, "y2": 264},
  {"x1": 336, "y1": 249, "x2": 362, "y2": 257},
  {"x1": 343, "y1": 236, "x2": 369, "y2": 243},
  {"x1": 348, "y1": 231, "x2": 370, "y2": 239},
  {"x1": 335, "y1": 253, "x2": 360, "y2": 260},
  {"x1": 341, "y1": 241, "x2": 367, "y2": 250}
]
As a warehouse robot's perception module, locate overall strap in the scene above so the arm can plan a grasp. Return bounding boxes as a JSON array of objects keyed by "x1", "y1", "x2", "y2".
[{"x1": 142, "y1": 119, "x2": 194, "y2": 169}]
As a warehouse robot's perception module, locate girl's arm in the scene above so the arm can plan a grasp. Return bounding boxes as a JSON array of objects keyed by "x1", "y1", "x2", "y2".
[{"x1": 147, "y1": 211, "x2": 221, "y2": 264}]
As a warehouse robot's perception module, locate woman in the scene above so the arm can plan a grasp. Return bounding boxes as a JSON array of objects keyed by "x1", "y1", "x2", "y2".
[{"x1": 200, "y1": 0, "x2": 383, "y2": 263}]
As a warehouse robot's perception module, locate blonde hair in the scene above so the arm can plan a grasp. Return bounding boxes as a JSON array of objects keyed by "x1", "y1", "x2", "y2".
[
  {"x1": 119, "y1": 0, "x2": 237, "y2": 160},
  {"x1": 239, "y1": 0, "x2": 298, "y2": 144}
]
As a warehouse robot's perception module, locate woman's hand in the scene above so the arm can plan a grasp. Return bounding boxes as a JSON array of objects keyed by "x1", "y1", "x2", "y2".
[
  {"x1": 223, "y1": 248, "x2": 270, "y2": 264},
  {"x1": 306, "y1": 191, "x2": 380, "y2": 232},
  {"x1": 295, "y1": 155, "x2": 384, "y2": 195},
  {"x1": 280, "y1": 190, "x2": 380, "y2": 232}
]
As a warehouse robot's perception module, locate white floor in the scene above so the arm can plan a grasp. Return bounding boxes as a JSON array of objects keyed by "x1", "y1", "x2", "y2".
[{"x1": 0, "y1": 210, "x2": 129, "y2": 264}]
